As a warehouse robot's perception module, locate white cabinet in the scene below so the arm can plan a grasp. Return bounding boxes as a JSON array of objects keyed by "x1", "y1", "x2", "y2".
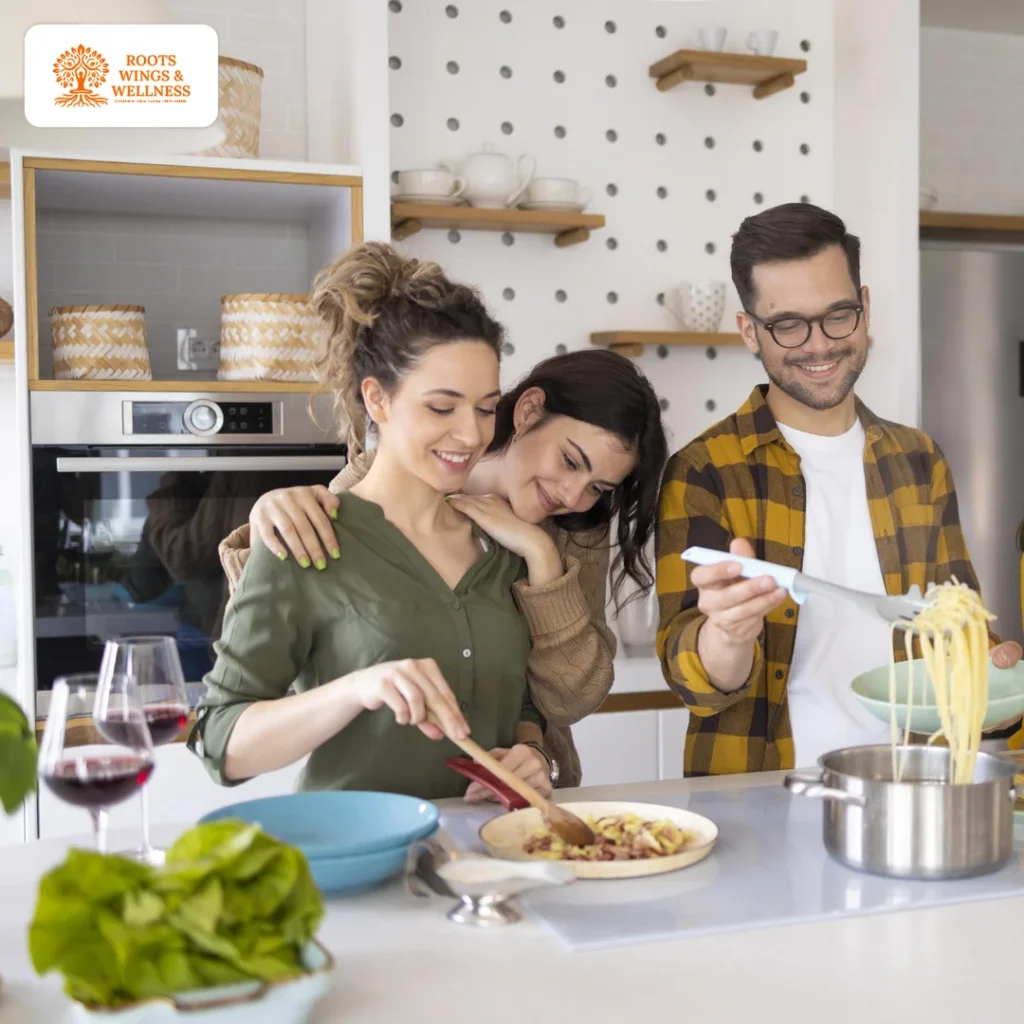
[
  {"x1": 571, "y1": 710, "x2": 659, "y2": 788},
  {"x1": 658, "y1": 708, "x2": 690, "y2": 780},
  {"x1": 38, "y1": 744, "x2": 305, "y2": 841}
]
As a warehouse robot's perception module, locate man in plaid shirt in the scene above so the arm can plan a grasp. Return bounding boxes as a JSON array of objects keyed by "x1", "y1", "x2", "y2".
[{"x1": 656, "y1": 203, "x2": 1022, "y2": 776}]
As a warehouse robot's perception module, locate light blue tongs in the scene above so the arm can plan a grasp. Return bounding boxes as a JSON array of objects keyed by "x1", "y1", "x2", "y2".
[{"x1": 681, "y1": 546, "x2": 933, "y2": 627}]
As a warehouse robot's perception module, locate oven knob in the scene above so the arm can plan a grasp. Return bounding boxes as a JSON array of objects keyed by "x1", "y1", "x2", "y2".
[{"x1": 183, "y1": 400, "x2": 224, "y2": 437}]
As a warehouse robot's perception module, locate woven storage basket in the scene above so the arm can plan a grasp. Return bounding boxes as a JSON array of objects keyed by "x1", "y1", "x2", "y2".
[
  {"x1": 201, "y1": 56, "x2": 264, "y2": 159},
  {"x1": 218, "y1": 293, "x2": 321, "y2": 382},
  {"x1": 49, "y1": 305, "x2": 152, "y2": 381}
]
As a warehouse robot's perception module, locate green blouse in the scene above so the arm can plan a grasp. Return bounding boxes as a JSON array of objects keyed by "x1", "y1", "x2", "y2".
[{"x1": 191, "y1": 492, "x2": 537, "y2": 800}]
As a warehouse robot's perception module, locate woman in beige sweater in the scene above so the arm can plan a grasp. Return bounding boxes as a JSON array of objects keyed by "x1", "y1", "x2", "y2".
[{"x1": 220, "y1": 350, "x2": 668, "y2": 789}]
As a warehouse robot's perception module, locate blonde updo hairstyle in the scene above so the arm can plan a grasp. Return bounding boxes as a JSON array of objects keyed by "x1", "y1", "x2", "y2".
[{"x1": 312, "y1": 242, "x2": 505, "y2": 456}]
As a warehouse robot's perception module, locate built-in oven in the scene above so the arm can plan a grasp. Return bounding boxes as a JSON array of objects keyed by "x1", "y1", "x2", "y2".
[{"x1": 29, "y1": 391, "x2": 346, "y2": 693}]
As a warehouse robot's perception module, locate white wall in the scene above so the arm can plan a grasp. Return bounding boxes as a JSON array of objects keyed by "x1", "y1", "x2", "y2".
[
  {"x1": 387, "y1": 0, "x2": 835, "y2": 450},
  {"x1": 833, "y1": 0, "x2": 921, "y2": 427},
  {"x1": 921, "y1": 26, "x2": 1024, "y2": 215}
]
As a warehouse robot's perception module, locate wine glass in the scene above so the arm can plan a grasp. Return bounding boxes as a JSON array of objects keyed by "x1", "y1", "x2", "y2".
[
  {"x1": 97, "y1": 636, "x2": 189, "y2": 866},
  {"x1": 38, "y1": 676, "x2": 155, "y2": 854}
]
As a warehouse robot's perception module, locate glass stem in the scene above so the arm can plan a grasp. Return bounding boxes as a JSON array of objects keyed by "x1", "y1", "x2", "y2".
[
  {"x1": 139, "y1": 785, "x2": 154, "y2": 857},
  {"x1": 91, "y1": 808, "x2": 109, "y2": 854}
]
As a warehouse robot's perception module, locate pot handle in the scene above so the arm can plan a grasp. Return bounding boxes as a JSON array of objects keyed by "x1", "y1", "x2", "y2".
[{"x1": 785, "y1": 771, "x2": 866, "y2": 807}]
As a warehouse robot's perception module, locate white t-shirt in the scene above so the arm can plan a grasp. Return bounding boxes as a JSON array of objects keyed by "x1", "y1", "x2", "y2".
[{"x1": 777, "y1": 420, "x2": 893, "y2": 768}]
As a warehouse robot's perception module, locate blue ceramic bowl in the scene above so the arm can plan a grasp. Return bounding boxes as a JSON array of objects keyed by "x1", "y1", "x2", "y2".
[
  {"x1": 199, "y1": 791, "x2": 440, "y2": 860},
  {"x1": 306, "y1": 843, "x2": 428, "y2": 896}
]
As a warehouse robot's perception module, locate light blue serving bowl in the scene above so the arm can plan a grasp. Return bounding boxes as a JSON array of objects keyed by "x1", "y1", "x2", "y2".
[
  {"x1": 73, "y1": 940, "x2": 332, "y2": 1022},
  {"x1": 304, "y1": 843, "x2": 422, "y2": 896},
  {"x1": 851, "y1": 658, "x2": 1024, "y2": 734},
  {"x1": 198, "y1": 791, "x2": 439, "y2": 861}
]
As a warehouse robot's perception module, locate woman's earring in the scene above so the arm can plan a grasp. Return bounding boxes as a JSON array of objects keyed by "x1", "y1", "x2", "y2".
[{"x1": 511, "y1": 431, "x2": 519, "y2": 445}]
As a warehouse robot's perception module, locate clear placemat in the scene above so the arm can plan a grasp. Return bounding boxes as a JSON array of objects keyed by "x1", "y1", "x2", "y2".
[{"x1": 441, "y1": 787, "x2": 1024, "y2": 952}]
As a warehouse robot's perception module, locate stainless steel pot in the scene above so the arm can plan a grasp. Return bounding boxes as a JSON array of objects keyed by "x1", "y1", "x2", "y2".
[{"x1": 785, "y1": 745, "x2": 1018, "y2": 880}]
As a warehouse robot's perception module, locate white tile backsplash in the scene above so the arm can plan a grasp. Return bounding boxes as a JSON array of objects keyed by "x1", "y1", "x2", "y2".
[
  {"x1": 36, "y1": 211, "x2": 312, "y2": 381},
  {"x1": 922, "y1": 26, "x2": 1024, "y2": 213},
  {"x1": 165, "y1": 0, "x2": 308, "y2": 161}
]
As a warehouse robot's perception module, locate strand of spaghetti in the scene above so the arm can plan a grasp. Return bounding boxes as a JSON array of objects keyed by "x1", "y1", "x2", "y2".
[{"x1": 895, "y1": 581, "x2": 994, "y2": 784}]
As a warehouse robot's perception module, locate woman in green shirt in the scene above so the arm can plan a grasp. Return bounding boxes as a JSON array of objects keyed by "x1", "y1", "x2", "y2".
[{"x1": 191, "y1": 242, "x2": 549, "y2": 801}]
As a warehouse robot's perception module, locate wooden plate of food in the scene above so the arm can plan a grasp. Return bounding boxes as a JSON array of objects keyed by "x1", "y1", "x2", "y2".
[{"x1": 478, "y1": 800, "x2": 718, "y2": 880}]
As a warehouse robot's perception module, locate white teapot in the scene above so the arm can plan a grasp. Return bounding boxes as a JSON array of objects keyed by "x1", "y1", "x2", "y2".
[{"x1": 443, "y1": 143, "x2": 536, "y2": 209}]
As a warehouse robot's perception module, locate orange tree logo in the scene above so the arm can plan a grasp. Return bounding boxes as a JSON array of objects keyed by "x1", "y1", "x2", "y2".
[{"x1": 53, "y1": 44, "x2": 110, "y2": 108}]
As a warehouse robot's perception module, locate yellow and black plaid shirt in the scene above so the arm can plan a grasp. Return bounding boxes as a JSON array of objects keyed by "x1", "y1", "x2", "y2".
[{"x1": 656, "y1": 385, "x2": 997, "y2": 776}]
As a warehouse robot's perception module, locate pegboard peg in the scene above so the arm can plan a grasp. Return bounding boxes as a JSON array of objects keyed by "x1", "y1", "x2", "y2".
[
  {"x1": 554, "y1": 227, "x2": 590, "y2": 247},
  {"x1": 753, "y1": 73, "x2": 795, "y2": 100},
  {"x1": 392, "y1": 217, "x2": 422, "y2": 241},
  {"x1": 656, "y1": 65, "x2": 694, "y2": 92}
]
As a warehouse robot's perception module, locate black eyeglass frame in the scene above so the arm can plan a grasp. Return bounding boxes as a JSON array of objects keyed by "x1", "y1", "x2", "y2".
[{"x1": 743, "y1": 303, "x2": 865, "y2": 349}]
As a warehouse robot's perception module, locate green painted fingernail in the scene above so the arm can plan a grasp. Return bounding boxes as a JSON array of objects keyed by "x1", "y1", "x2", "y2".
[
  {"x1": 331, "y1": 548, "x2": 341, "y2": 560},
  {"x1": 277, "y1": 551, "x2": 287, "y2": 561},
  {"x1": 315, "y1": 558, "x2": 327, "y2": 571},
  {"x1": 299, "y1": 557, "x2": 311, "y2": 569},
  {"x1": 330, "y1": 508, "x2": 338, "y2": 520}
]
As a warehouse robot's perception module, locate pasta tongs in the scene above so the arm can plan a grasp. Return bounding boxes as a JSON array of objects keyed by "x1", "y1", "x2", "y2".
[{"x1": 681, "y1": 546, "x2": 933, "y2": 627}]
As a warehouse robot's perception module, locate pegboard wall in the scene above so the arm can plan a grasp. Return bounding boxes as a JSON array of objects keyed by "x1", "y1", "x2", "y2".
[{"x1": 387, "y1": 0, "x2": 835, "y2": 450}]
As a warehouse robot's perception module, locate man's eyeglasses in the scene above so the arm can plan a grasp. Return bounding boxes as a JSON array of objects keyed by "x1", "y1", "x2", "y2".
[{"x1": 744, "y1": 304, "x2": 864, "y2": 349}]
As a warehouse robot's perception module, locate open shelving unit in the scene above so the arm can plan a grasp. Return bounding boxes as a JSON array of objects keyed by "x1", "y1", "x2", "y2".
[
  {"x1": 649, "y1": 49, "x2": 807, "y2": 99},
  {"x1": 13, "y1": 154, "x2": 363, "y2": 392},
  {"x1": 591, "y1": 330, "x2": 745, "y2": 357},
  {"x1": 391, "y1": 202, "x2": 605, "y2": 247}
]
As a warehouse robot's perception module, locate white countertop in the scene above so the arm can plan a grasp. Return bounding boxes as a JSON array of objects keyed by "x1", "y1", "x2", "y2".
[{"x1": 1, "y1": 771, "x2": 1019, "y2": 1022}]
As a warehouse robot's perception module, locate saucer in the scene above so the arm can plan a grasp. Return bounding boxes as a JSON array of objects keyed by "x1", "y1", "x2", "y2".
[
  {"x1": 392, "y1": 193, "x2": 468, "y2": 206},
  {"x1": 517, "y1": 200, "x2": 587, "y2": 213}
]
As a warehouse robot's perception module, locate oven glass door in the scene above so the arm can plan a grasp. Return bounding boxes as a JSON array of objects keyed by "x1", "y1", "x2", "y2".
[{"x1": 32, "y1": 445, "x2": 346, "y2": 691}]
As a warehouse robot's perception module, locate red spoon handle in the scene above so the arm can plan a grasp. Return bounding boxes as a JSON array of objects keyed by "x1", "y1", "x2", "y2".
[{"x1": 445, "y1": 757, "x2": 529, "y2": 811}]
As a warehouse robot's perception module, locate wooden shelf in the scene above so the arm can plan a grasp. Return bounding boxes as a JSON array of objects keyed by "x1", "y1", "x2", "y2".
[
  {"x1": 0, "y1": 341, "x2": 12, "y2": 363},
  {"x1": 649, "y1": 49, "x2": 807, "y2": 98},
  {"x1": 591, "y1": 330, "x2": 744, "y2": 357},
  {"x1": 29, "y1": 379, "x2": 317, "y2": 393},
  {"x1": 920, "y1": 210, "x2": 1024, "y2": 233},
  {"x1": 391, "y1": 203, "x2": 604, "y2": 247},
  {"x1": 0, "y1": 162, "x2": 9, "y2": 200}
]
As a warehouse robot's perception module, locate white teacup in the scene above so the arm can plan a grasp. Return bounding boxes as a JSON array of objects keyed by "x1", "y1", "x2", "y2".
[
  {"x1": 746, "y1": 29, "x2": 778, "y2": 56},
  {"x1": 665, "y1": 282, "x2": 727, "y2": 333},
  {"x1": 524, "y1": 178, "x2": 592, "y2": 207},
  {"x1": 698, "y1": 26, "x2": 727, "y2": 51},
  {"x1": 396, "y1": 169, "x2": 466, "y2": 198}
]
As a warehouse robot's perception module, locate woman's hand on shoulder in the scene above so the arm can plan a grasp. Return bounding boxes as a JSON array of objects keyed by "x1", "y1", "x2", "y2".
[
  {"x1": 251, "y1": 485, "x2": 340, "y2": 569},
  {"x1": 463, "y1": 744, "x2": 552, "y2": 802},
  {"x1": 446, "y1": 493, "x2": 550, "y2": 557},
  {"x1": 446, "y1": 493, "x2": 563, "y2": 586}
]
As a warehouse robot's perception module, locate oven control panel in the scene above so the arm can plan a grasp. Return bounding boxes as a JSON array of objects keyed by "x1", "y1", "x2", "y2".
[{"x1": 128, "y1": 400, "x2": 275, "y2": 437}]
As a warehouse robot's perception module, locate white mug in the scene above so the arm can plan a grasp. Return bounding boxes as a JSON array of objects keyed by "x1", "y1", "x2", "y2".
[
  {"x1": 698, "y1": 26, "x2": 727, "y2": 51},
  {"x1": 396, "y1": 169, "x2": 466, "y2": 198},
  {"x1": 746, "y1": 29, "x2": 779, "y2": 56},
  {"x1": 665, "y1": 282, "x2": 727, "y2": 333},
  {"x1": 525, "y1": 178, "x2": 592, "y2": 207}
]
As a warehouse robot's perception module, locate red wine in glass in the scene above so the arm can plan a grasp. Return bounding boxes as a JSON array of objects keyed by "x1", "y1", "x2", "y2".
[
  {"x1": 98, "y1": 705, "x2": 188, "y2": 747},
  {"x1": 42, "y1": 755, "x2": 154, "y2": 808},
  {"x1": 39, "y1": 677, "x2": 155, "y2": 853}
]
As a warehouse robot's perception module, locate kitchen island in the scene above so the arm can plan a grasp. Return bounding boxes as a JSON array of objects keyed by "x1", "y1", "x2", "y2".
[{"x1": 0, "y1": 770, "x2": 1018, "y2": 1022}]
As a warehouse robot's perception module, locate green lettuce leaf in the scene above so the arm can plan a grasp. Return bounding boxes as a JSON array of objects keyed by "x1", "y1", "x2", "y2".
[
  {"x1": 0, "y1": 692, "x2": 38, "y2": 814},
  {"x1": 29, "y1": 819, "x2": 325, "y2": 1008}
]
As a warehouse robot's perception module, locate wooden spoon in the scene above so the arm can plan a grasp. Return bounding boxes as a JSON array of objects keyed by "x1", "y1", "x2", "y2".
[{"x1": 428, "y1": 713, "x2": 596, "y2": 847}]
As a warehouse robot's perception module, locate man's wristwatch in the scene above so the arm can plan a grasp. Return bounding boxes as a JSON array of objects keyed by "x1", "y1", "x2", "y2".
[{"x1": 521, "y1": 740, "x2": 560, "y2": 788}]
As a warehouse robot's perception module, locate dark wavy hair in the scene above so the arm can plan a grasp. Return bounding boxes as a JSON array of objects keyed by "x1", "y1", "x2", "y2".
[{"x1": 488, "y1": 350, "x2": 668, "y2": 607}]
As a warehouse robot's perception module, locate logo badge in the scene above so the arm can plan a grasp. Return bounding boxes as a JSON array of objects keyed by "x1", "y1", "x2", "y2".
[{"x1": 25, "y1": 25, "x2": 219, "y2": 128}]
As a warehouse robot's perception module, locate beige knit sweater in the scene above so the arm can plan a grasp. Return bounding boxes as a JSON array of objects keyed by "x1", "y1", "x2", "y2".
[{"x1": 217, "y1": 452, "x2": 617, "y2": 787}]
